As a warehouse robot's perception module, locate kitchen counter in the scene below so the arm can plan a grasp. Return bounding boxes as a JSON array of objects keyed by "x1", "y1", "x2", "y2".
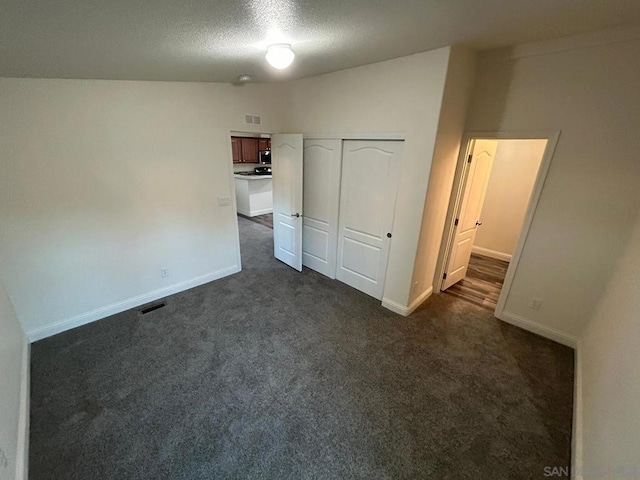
[
  {"x1": 234, "y1": 175, "x2": 273, "y2": 216},
  {"x1": 233, "y1": 174, "x2": 272, "y2": 180}
]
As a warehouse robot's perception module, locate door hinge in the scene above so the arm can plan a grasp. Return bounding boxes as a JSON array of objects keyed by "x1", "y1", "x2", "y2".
[
  {"x1": 467, "y1": 154, "x2": 472, "y2": 163},
  {"x1": 443, "y1": 272, "x2": 447, "y2": 280},
  {"x1": 454, "y1": 218, "x2": 459, "y2": 226}
]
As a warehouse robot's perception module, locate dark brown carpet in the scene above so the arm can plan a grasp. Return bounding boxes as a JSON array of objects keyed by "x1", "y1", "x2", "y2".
[
  {"x1": 238, "y1": 212, "x2": 273, "y2": 229},
  {"x1": 29, "y1": 217, "x2": 574, "y2": 479}
]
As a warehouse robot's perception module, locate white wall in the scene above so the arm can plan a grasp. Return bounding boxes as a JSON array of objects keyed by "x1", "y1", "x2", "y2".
[
  {"x1": 410, "y1": 47, "x2": 476, "y2": 306},
  {"x1": 0, "y1": 78, "x2": 285, "y2": 339},
  {"x1": 466, "y1": 34, "x2": 640, "y2": 339},
  {"x1": 9, "y1": 30, "x2": 638, "y2": 343},
  {"x1": 577, "y1": 211, "x2": 640, "y2": 478},
  {"x1": 473, "y1": 139, "x2": 546, "y2": 261},
  {"x1": 282, "y1": 48, "x2": 452, "y2": 308},
  {"x1": 0, "y1": 272, "x2": 29, "y2": 480},
  {"x1": 0, "y1": 48, "x2": 455, "y2": 336}
]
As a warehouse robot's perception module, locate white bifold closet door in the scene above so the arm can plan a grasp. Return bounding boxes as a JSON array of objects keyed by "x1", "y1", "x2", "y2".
[
  {"x1": 302, "y1": 139, "x2": 343, "y2": 279},
  {"x1": 336, "y1": 140, "x2": 403, "y2": 300}
]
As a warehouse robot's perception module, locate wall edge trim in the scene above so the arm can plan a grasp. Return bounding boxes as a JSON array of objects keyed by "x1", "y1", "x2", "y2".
[
  {"x1": 471, "y1": 246, "x2": 512, "y2": 262},
  {"x1": 27, "y1": 266, "x2": 240, "y2": 342},
  {"x1": 302, "y1": 133, "x2": 406, "y2": 141},
  {"x1": 572, "y1": 341, "x2": 583, "y2": 479},
  {"x1": 382, "y1": 286, "x2": 433, "y2": 317},
  {"x1": 498, "y1": 310, "x2": 577, "y2": 348},
  {"x1": 16, "y1": 339, "x2": 30, "y2": 480},
  {"x1": 512, "y1": 24, "x2": 640, "y2": 60}
]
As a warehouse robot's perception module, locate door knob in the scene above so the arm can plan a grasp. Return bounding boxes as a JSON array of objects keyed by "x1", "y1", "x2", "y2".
[
  {"x1": 290, "y1": 213, "x2": 300, "y2": 218},
  {"x1": 475, "y1": 221, "x2": 483, "y2": 226}
]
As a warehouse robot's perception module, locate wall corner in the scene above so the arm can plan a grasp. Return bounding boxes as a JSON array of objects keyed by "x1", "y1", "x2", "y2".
[{"x1": 572, "y1": 339, "x2": 583, "y2": 480}]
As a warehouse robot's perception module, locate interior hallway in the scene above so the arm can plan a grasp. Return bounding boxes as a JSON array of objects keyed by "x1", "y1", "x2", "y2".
[
  {"x1": 444, "y1": 254, "x2": 509, "y2": 310},
  {"x1": 29, "y1": 217, "x2": 573, "y2": 479}
]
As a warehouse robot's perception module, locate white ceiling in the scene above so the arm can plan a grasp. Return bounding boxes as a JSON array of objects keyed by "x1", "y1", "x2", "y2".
[{"x1": 1, "y1": 0, "x2": 639, "y2": 82}]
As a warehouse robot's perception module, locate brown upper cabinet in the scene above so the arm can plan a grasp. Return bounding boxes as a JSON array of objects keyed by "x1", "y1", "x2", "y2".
[
  {"x1": 231, "y1": 136, "x2": 271, "y2": 163},
  {"x1": 258, "y1": 138, "x2": 271, "y2": 152},
  {"x1": 241, "y1": 137, "x2": 259, "y2": 163},
  {"x1": 231, "y1": 137, "x2": 242, "y2": 163}
]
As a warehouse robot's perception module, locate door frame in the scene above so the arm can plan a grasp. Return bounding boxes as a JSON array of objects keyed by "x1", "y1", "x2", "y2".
[
  {"x1": 227, "y1": 129, "x2": 274, "y2": 271},
  {"x1": 435, "y1": 130, "x2": 561, "y2": 319},
  {"x1": 441, "y1": 139, "x2": 497, "y2": 291}
]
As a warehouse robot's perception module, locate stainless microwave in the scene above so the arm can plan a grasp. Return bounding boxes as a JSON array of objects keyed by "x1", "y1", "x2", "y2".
[{"x1": 259, "y1": 150, "x2": 271, "y2": 164}]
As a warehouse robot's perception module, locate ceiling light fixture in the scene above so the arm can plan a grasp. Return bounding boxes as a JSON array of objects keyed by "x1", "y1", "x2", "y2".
[{"x1": 265, "y1": 44, "x2": 295, "y2": 69}]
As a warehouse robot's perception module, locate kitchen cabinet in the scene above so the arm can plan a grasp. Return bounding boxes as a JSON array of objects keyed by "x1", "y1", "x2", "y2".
[
  {"x1": 258, "y1": 138, "x2": 271, "y2": 151},
  {"x1": 241, "y1": 137, "x2": 259, "y2": 163},
  {"x1": 231, "y1": 136, "x2": 271, "y2": 164},
  {"x1": 231, "y1": 137, "x2": 242, "y2": 163}
]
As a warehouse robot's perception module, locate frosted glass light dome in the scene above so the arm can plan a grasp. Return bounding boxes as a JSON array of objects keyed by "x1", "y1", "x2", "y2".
[{"x1": 266, "y1": 44, "x2": 295, "y2": 69}]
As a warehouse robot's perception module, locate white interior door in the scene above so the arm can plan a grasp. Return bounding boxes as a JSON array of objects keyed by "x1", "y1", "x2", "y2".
[
  {"x1": 302, "y1": 139, "x2": 343, "y2": 278},
  {"x1": 442, "y1": 139, "x2": 497, "y2": 290},
  {"x1": 272, "y1": 134, "x2": 303, "y2": 271},
  {"x1": 336, "y1": 140, "x2": 403, "y2": 300}
]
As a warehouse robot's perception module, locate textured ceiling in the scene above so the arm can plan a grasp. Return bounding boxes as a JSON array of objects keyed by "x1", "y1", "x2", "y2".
[{"x1": 1, "y1": 0, "x2": 639, "y2": 82}]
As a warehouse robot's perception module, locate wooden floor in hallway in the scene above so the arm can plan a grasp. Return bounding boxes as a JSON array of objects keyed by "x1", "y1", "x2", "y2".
[{"x1": 443, "y1": 253, "x2": 509, "y2": 310}]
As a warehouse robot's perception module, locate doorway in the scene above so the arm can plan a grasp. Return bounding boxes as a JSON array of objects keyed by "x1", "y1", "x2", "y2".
[
  {"x1": 229, "y1": 130, "x2": 274, "y2": 269},
  {"x1": 438, "y1": 133, "x2": 557, "y2": 315}
]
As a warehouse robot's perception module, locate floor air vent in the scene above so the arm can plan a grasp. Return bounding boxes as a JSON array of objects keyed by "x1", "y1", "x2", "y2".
[{"x1": 140, "y1": 302, "x2": 166, "y2": 315}]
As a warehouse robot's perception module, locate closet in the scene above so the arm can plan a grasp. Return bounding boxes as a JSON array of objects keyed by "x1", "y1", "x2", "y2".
[{"x1": 302, "y1": 138, "x2": 403, "y2": 300}]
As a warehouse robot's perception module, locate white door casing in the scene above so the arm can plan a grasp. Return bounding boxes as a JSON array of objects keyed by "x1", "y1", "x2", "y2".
[
  {"x1": 336, "y1": 140, "x2": 403, "y2": 300},
  {"x1": 302, "y1": 139, "x2": 343, "y2": 279},
  {"x1": 272, "y1": 134, "x2": 304, "y2": 271},
  {"x1": 442, "y1": 139, "x2": 497, "y2": 290}
]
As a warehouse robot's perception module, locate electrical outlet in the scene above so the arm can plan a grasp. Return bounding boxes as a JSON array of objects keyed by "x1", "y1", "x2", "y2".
[
  {"x1": 160, "y1": 268, "x2": 168, "y2": 278},
  {"x1": 529, "y1": 297, "x2": 542, "y2": 310},
  {"x1": 218, "y1": 196, "x2": 232, "y2": 207}
]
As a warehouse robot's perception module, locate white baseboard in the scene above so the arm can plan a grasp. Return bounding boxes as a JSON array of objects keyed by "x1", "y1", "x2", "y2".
[
  {"x1": 16, "y1": 339, "x2": 30, "y2": 480},
  {"x1": 382, "y1": 298, "x2": 411, "y2": 316},
  {"x1": 237, "y1": 207, "x2": 273, "y2": 217},
  {"x1": 408, "y1": 286, "x2": 434, "y2": 314},
  {"x1": 497, "y1": 311, "x2": 577, "y2": 348},
  {"x1": 382, "y1": 286, "x2": 433, "y2": 317},
  {"x1": 572, "y1": 342, "x2": 583, "y2": 479},
  {"x1": 472, "y1": 246, "x2": 512, "y2": 262},
  {"x1": 27, "y1": 265, "x2": 240, "y2": 342},
  {"x1": 249, "y1": 207, "x2": 273, "y2": 217}
]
